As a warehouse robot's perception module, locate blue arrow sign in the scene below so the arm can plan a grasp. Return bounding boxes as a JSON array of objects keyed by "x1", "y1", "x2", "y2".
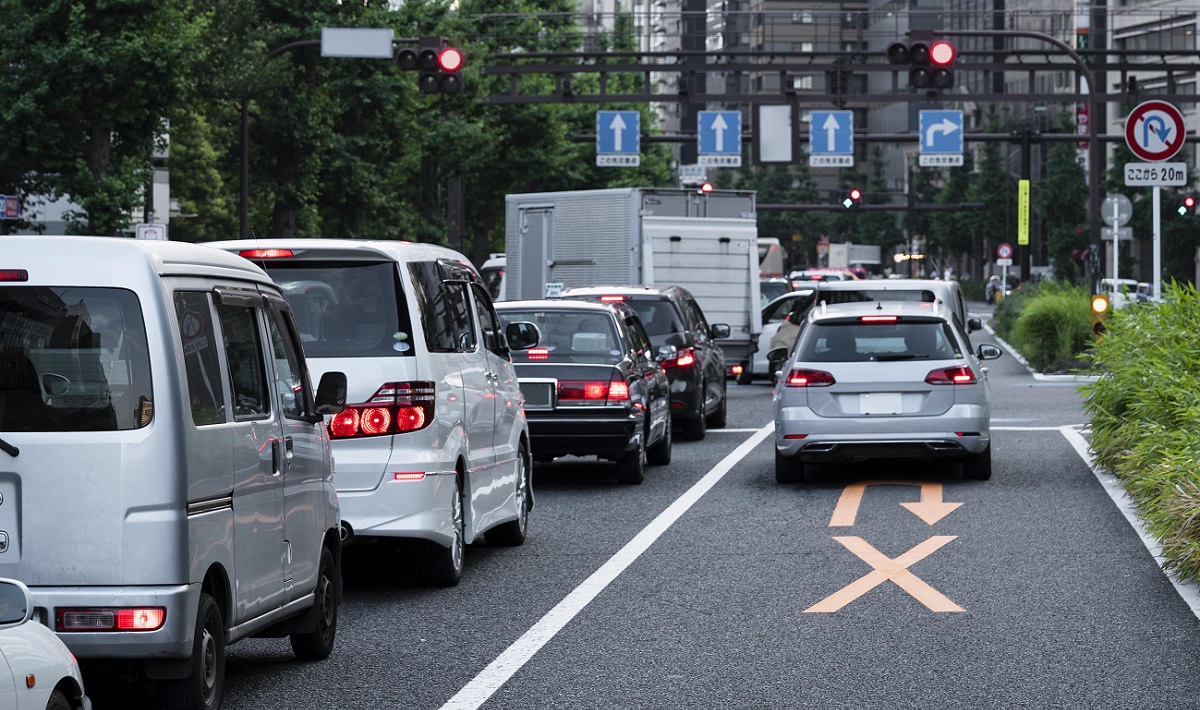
[
  {"x1": 596, "y1": 110, "x2": 640, "y2": 167},
  {"x1": 809, "y1": 110, "x2": 853, "y2": 167},
  {"x1": 698, "y1": 111, "x2": 742, "y2": 167},
  {"x1": 919, "y1": 110, "x2": 964, "y2": 166}
]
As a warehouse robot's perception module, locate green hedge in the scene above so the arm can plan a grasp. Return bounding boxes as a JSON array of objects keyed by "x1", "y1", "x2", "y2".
[
  {"x1": 1081, "y1": 284, "x2": 1200, "y2": 584},
  {"x1": 995, "y1": 282, "x2": 1092, "y2": 373}
]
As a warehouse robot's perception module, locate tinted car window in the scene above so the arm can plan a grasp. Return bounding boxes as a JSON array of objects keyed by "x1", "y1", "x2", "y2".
[
  {"x1": 176, "y1": 291, "x2": 226, "y2": 427},
  {"x1": 216, "y1": 303, "x2": 270, "y2": 420},
  {"x1": 409, "y1": 262, "x2": 474, "y2": 353},
  {"x1": 471, "y1": 284, "x2": 507, "y2": 357},
  {"x1": 0, "y1": 286, "x2": 152, "y2": 432},
  {"x1": 499, "y1": 309, "x2": 620, "y2": 364},
  {"x1": 261, "y1": 261, "x2": 413, "y2": 358},
  {"x1": 798, "y1": 321, "x2": 959, "y2": 363},
  {"x1": 627, "y1": 299, "x2": 681, "y2": 337},
  {"x1": 821, "y1": 289, "x2": 936, "y2": 306}
]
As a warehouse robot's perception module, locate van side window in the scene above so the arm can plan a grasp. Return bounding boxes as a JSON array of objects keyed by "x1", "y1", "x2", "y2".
[
  {"x1": 174, "y1": 292, "x2": 227, "y2": 427},
  {"x1": 216, "y1": 304, "x2": 270, "y2": 420},
  {"x1": 409, "y1": 262, "x2": 473, "y2": 353},
  {"x1": 470, "y1": 284, "x2": 507, "y2": 357},
  {"x1": 266, "y1": 308, "x2": 307, "y2": 420}
]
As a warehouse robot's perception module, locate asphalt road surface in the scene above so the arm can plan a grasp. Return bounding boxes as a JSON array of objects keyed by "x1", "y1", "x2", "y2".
[{"x1": 90, "y1": 304, "x2": 1200, "y2": 709}]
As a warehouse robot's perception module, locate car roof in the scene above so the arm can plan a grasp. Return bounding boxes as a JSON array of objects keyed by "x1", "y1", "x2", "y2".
[
  {"x1": 495, "y1": 299, "x2": 620, "y2": 315},
  {"x1": 562, "y1": 285, "x2": 681, "y2": 298},
  {"x1": 205, "y1": 238, "x2": 476, "y2": 267},
  {"x1": 806, "y1": 300, "x2": 953, "y2": 324}
]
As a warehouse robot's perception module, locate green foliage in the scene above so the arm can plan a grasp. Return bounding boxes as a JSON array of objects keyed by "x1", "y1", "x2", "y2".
[
  {"x1": 1006, "y1": 282, "x2": 1092, "y2": 372},
  {"x1": 731, "y1": 159, "x2": 827, "y2": 268},
  {"x1": 992, "y1": 281, "x2": 1035, "y2": 340},
  {"x1": 1037, "y1": 136, "x2": 1088, "y2": 283},
  {"x1": 1081, "y1": 283, "x2": 1200, "y2": 583}
]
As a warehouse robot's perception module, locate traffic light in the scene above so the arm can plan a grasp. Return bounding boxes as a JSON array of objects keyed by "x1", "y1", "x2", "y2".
[
  {"x1": 1091, "y1": 293, "x2": 1110, "y2": 338},
  {"x1": 842, "y1": 188, "x2": 862, "y2": 209},
  {"x1": 1178, "y1": 195, "x2": 1195, "y2": 216},
  {"x1": 396, "y1": 37, "x2": 464, "y2": 95},
  {"x1": 887, "y1": 39, "x2": 955, "y2": 91}
]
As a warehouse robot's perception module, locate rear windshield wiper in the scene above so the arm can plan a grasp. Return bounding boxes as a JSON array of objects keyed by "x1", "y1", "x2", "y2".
[
  {"x1": 0, "y1": 437, "x2": 17, "y2": 457},
  {"x1": 875, "y1": 353, "x2": 920, "y2": 361}
]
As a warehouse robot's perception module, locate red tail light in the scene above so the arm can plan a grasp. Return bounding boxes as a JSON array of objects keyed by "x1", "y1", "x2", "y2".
[
  {"x1": 328, "y1": 382, "x2": 435, "y2": 438},
  {"x1": 57, "y1": 607, "x2": 166, "y2": 632},
  {"x1": 558, "y1": 379, "x2": 630, "y2": 405},
  {"x1": 527, "y1": 347, "x2": 550, "y2": 360},
  {"x1": 860, "y1": 315, "x2": 898, "y2": 323},
  {"x1": 662, "y1": 347, "x2": 696, "y2": 368},
  {"x1": 0, "y1": 269, "x2": 28, "y2": 282},
  {"x1": 599, "y1": 295, "x2": 625, "y2": 302},
  {"x1": 926, "y1": 366, "x2": 976, "y2": 385},
  {"x1": 238, "y1": 248, "x2": 295, "y2": 259},
  {"x1": 785, "y1": 368, "x2": 836, "y2": 387}
]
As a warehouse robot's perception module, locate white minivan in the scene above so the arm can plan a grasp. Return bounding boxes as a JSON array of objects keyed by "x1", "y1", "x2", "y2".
[
  {"x1": 207, "y1": 239, "x2": 540, "y2": 586},
  {"x1": 0, "y1": 236, "x2": 347, "y2": 710}
]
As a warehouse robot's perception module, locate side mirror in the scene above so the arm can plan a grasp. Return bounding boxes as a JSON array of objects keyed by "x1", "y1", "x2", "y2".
[
  {"x1": 314, "y1": 371, "x2": 348, "y2": 416},
  {"x1": 767, "y1": 346, "x2": 789, "y2": 363},
  {"x1": 977, "y1": 343, "x2": 1003, "y2": 361},
  {"x1": 506, "y1": 322, "x2": 540, "y2": 351},
  {"x1": 0, "y1": 578, "x2": 33, "y2": 629},
  {"x1": 656, "y1": 344, "x2": 678, "y2": 362},
  {"x1": 711, "y1": 323, "x2": 731, "y2": 339},
  {"x1": 967, "y1": 317, "x2": 983, "y2": 332}
]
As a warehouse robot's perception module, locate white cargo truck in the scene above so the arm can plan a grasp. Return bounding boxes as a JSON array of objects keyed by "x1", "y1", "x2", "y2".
[{"x1": 505, "y1": 187, "x2": 762, "y2": 382}]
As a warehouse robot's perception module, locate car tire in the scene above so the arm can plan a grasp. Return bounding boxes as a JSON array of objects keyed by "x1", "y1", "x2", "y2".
[
  {"x1": 706, "y1": 382, "x2": 728, "y2": 429},
  {"x1": 45, "y1": 690, "x2": 71, "y2": 710},
  {"x1": 489, "y1": 445, "x2": 531, "y2": 546},
  {"x1": 615, "y1": 435, "x2": 646, "y2": 484},
  {"x1": 682, "y1": 382, "x2": 708, "y2": 441},
  {"x1": 775, "y1": 449, "x2": 806, "y2": 484},
  {"x1": 162, "y1": 592, "x2": 224, "y2": 710},
  {"x1": 424, "y1": 475, "x2": 465, "y2": 586},
  {"x1": 647, "y1": 415, "x2": 672, "y2": 466},
  {"x1": 962, "y1": 446, "x2": 992, "y2": 481},
  {"x1": 289, "y1": 545, "x2": 338, "y2": 660}
]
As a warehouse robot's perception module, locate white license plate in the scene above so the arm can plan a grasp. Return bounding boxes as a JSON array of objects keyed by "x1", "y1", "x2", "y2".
[
  {"x1": 860, "y1": 392, "x2": 903, "y2": 415},
  {"x1": 520, "y1": 382, "x2": 555, "y2": 411}
]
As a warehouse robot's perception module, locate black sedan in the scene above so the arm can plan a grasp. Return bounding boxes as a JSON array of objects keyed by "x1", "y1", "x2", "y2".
[{"x1": 495, "y1": 300, "x2": 673, "y2": 484}]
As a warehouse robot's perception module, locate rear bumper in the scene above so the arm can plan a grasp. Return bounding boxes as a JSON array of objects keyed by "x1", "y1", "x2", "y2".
[
  {"x1": 528, "y1": 412, "x2": 640, "y2": 460},
  {"x1": 32, "y1": 584, "x2": 197, "y2": 660},
  {"x1": 775, "y1": 404, "x2": 990, "y2": 461}
]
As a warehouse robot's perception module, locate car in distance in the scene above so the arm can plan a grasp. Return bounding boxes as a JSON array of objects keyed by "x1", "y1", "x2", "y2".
[
  {"x1": 208, "y1": 239, "x2": 541, "y2": 586},
  {"x1": 0, "y1": 578, "x2": 89, "y2": 710},
  {"x1": 772, "y1": 301, "x2": 1002, "y2": 484},
  {"x1": 496, "y1": 300, "x2": 672, "y2": 484},
  {"x1": 562, "y1": 285, "x2": 728, "y2": 440},
  {"x1": 754, "y1": 289, "x2": 816, "y2": 381},
  {"x1": 759, "y1": 277, "x2": 793, "y2": 308},
  {"x1": 814, "y1": 278, "x2": 983, "y2": 339}
]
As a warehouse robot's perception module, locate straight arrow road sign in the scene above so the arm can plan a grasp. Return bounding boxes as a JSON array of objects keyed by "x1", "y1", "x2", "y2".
[
  {"x1": 698, "y1": 110, "x2": 741, "y2": 167},
  {"x1": 809, "y1": 110, "x2": 853, "y2": 167},
  {"x1": 596, "y1": 110, "x2": 640, "y2": 167}
]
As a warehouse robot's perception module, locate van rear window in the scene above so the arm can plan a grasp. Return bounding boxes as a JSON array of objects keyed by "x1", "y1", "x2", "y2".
[
  {"x1": 0, "y1": 287, "x2": 152, "y2": 432},
  {"x1": 259, "y1": 262, "x2": 414, "y2": 358}
]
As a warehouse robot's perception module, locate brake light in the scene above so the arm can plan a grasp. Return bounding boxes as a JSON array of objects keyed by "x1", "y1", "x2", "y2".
[
  {"x1": 861, "y1": 315, "x2": 898, "y2": 323},
  {"x1": 0, "y1": 269, "x2": 28, "y2": 282},
  {"x1": 662, "y1": 347, "x2": 696, "y2": 369},
  {"x1": 785, "y1": 368, "x2": 836, "y2": 387},
  {"x1": 558, "y1": 378, "x2": 630, "y2": 405},
  {"x1": 238, "y1": 248, "x2": 294, "y2": 259},
  {"x1": 599, "y1": 295, "x2": 625, "y2": 302},
  {"x1": 57, "y1": 608, "x2": 166, "y2": 632},
  {"x1": 527, "y1": 347, "x2": 550, "y2": 360},
  {"x1": 328, "y1": 382, "x2": 436, "y2": 438},
  {"x1": 926, "y1": 366, "x2": 976, "y2": 385}
]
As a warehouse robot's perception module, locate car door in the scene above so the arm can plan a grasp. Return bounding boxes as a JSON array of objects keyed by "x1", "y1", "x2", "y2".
[
  {"x1": 468, "y1": 283, "x2": 520, "y2": 530},
  {"x1": 264, "y1": 298, "x2": 328, "y2": 602},
  {"x1": 215, "y1": 294, "x2": 286, "y2": 622},
  {"x1": 683, "y1": 294, "x2": 725, "y2": 392},
  {"x1": 624, "y1": 312, "x2": 670, "y2": 443}
]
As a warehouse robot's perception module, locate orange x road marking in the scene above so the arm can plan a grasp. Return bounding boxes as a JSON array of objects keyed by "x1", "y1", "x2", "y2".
[{"x1": 805, "y1": 536, "x2": 964, "y2": 613}]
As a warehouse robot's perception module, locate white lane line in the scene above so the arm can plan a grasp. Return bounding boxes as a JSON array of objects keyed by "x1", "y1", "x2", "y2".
[
  {"x1": 709, "y1": 428, "x2": 764, "y2": 433},
  {"x1": 1058, "y1": 425, "x2": 1200, "y2": 621},
  {"x1": 439, "y1": 423, "x2": 776, "y2": 710}
]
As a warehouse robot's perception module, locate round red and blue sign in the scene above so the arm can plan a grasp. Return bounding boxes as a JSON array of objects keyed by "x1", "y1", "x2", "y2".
[{"x1": 1125, "y1": 101, "x2": 1186, "y2": 162}]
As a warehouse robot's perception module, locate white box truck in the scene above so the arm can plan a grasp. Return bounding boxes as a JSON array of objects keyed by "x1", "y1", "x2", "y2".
[{"x1": 504, "y1": 187, "x2": 762, "y2": 381}]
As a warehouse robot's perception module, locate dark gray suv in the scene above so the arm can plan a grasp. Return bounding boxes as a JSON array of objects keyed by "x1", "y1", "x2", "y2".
[{"x1": 563, "y1": 285, "x2": 728, "y2": 440}]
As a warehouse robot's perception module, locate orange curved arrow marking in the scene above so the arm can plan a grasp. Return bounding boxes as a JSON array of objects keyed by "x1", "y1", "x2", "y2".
[
  {"x1": 805, "y1": 536, "x2": 964, "y2": 613},
  {"x1": 829, "y1": 480, "x2": 963, "y2": 527}
]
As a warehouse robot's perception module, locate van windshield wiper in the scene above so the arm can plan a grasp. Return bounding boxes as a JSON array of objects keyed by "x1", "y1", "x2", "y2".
[{"x1": 0, "y1": 437, "x2": 17, "y2": 457}]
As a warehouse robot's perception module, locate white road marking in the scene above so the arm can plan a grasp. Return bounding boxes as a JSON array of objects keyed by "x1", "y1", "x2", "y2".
[{"x1": 438, "y1": 423, "x2": 776, "y2": 710}]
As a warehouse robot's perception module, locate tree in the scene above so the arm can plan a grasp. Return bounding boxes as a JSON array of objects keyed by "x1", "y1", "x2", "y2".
[
  {"x1": 729, "y1": 157, "x2": 827, "y2": 269},
  {"x1": 0, "y1": 2, "x2": 205, "y2": 235},
  {"x1": 854, "y1": 145, "x2": 903, "y2": 250},
  {"x1": 1037, "y1": 138, "x2": 1088, "y2": 282}
]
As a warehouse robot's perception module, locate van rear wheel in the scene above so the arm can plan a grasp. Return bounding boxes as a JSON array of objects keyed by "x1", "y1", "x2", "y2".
[
  {"x1": 162, "y1": 592, "x2": 224, "y2": 710},
  {"x1": 424, "y1": 475, "x2": 465, "y2": 586},
  {"x1": 290, "y1": 545, "x2": 338, "y2": 660}
]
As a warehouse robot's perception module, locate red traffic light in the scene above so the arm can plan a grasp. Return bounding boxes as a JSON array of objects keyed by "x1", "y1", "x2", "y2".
[
  {"x1": 930, "y1": 41, "x2": 955, "y2": 65},
  {"x1": 849, "y1": 189, "x2": 862, "y2": 201},
  {"x1": 700, "y1": 182, "x2": 714, "y2": 193},
  {"x1": 1186, "y1": 196, "x2": 1196, "y2": 208},
  {"x1": 438, "y1": 47, "x2": 463, "y2": 72}
]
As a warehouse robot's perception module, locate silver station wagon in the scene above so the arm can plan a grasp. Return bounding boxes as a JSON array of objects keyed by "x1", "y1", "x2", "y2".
[{"x1": 772, "y1": 300, "x2": 1002, "y2": 484}]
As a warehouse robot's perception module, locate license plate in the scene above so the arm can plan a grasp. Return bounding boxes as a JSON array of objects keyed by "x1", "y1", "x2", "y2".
[
  {"x1": 520, "y1": 381, "x2": 555, "y2": 411},
  {"x1": 860, "y1": 392, "x2": 902, "y2": 415}
]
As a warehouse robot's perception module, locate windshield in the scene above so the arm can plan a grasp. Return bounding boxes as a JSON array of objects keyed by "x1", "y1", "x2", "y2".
[
  {"x1": 481, "y1": 266, "x2": 504, "y2": 300},
  {"x1": 499, "y1": 309, "x2": 621, "y2": 364},
  {"x1": 262, "y1": 261, "x2": 414, "y2": 358},
  {"x1": 0, "y1": 287, "x2": 152, "y2": 432},
  {"x1": 798, "y1": 321, "x2": 960, "y2": 363}
]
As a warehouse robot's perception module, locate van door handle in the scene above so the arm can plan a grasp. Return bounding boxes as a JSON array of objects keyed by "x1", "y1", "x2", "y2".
[{"x1": 271, "y1": 438, "x2": 282, "y2": 477}]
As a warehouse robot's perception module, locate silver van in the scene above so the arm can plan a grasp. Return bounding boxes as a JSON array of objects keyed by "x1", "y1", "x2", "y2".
[
  {"x1": 0, "y1": 236, "x2": 347, "y2": 710},
  {"x1": 206, "y1": 239, "x2": 540, "y2": 586}
]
